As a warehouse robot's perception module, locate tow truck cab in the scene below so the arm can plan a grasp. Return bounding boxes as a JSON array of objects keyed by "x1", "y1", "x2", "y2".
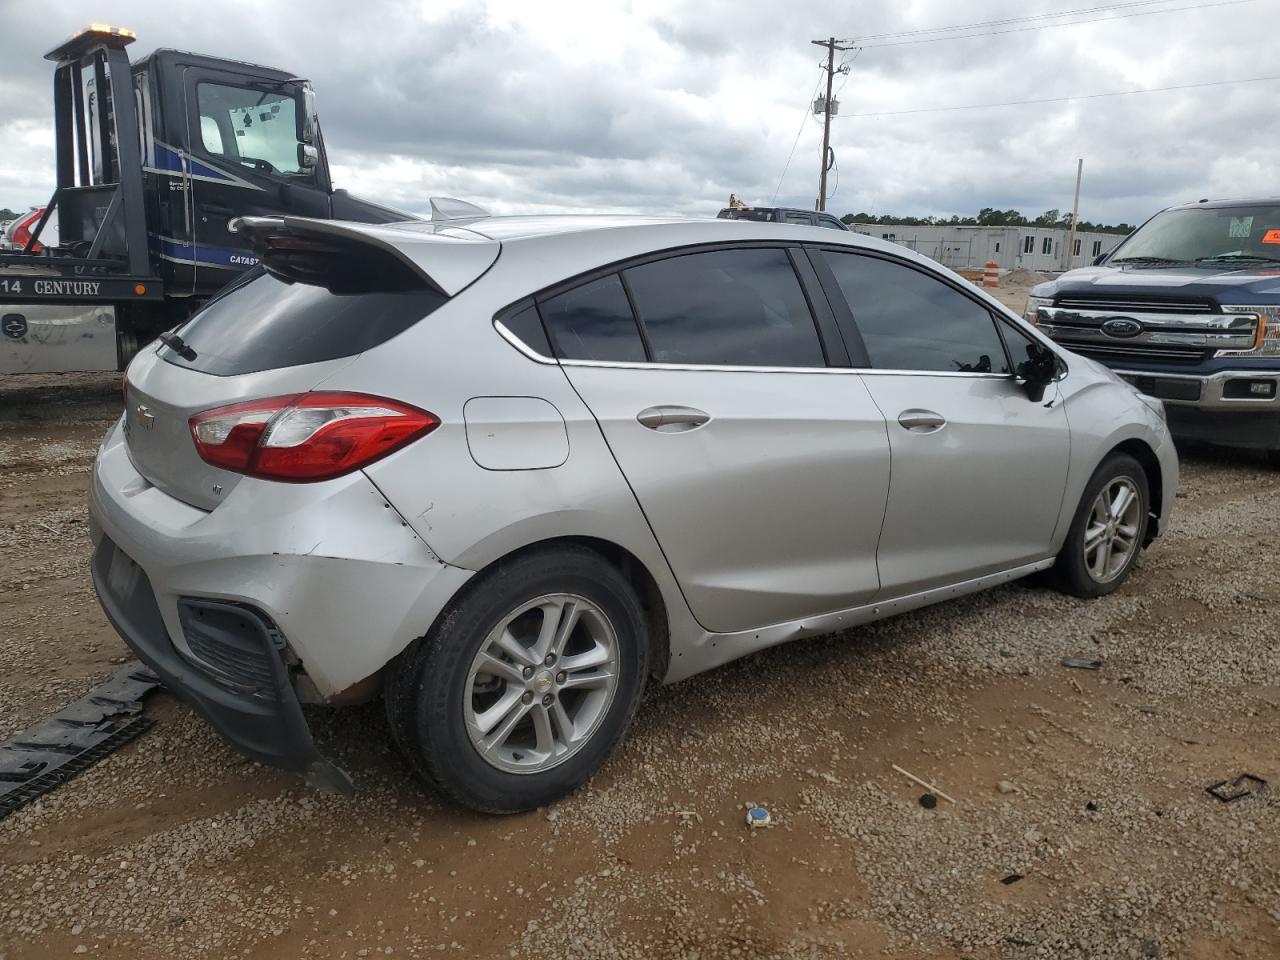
[
  {"x1": 0, "y1": 26, "x2": 408, "y2": 373},
  {"x1": 1027, "y1": 198, "x2": 1280, "y2": 459}
]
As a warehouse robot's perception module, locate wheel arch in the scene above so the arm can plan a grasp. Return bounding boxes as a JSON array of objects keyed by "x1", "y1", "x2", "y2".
[
  {"x1": 1108, "y1": 437, "x2": 1163, "y2": 545},
  {"x1": 452, "y1": 535, "x2": 672, "y2": 682}
]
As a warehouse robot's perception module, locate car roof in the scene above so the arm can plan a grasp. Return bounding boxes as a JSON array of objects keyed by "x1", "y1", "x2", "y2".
[
  {"x1": 394, "y1": 214, "x2": 695, "y2": 242},
  {"x1": 1166, "y1": 197, "x2": 1280, "y2": 211},
  {"x1": 267, "y1": 212, "x2": 953, "y2": 303},
  {"x1": 379, "y1": 213, "x2": 856, "y2": 245}
]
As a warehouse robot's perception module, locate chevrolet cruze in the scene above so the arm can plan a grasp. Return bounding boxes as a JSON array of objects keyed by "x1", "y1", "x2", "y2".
[{"x1": 89, "y1": 210, "x2": 1178, "y2": 812}]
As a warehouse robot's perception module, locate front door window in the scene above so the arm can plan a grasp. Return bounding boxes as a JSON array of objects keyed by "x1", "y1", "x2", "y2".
[{"x1": 195, "y1": 82, "x2": 307, "y2": 179}]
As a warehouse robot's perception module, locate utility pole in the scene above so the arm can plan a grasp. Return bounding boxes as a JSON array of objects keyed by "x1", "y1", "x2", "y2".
[
  {"x1": 811, "y1": 37, "x2": 852, "y2": 212},
  {"x1": 1066, "y1": 158, "x2": 1084, "y2": 269}
]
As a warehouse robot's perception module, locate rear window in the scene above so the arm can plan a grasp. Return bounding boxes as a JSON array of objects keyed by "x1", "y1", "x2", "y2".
[{"x1": 163, "y1": 270, "x2": 445, "y2": 376}]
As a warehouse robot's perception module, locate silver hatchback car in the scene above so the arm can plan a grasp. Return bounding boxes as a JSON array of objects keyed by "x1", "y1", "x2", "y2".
[{"x1": 89, "y1": 211, "x2": 1177, "y2": 812}]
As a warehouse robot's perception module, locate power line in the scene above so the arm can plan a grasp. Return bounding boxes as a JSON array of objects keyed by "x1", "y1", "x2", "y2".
[
  {"x1": 855, "y1": 0, "x2": 1259, "y2": 48},
  {"x1": 839, "y1": 73, "x2": 1280, "y2": 119},
  {"x1": 771, "y1": 69, "x2": 826, "y2": 204},
  {"x1": 852, "y1": 0, "x2": 1207, "y2": 42}
]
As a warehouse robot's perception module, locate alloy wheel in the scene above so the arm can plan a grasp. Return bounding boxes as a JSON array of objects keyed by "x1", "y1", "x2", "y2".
[
  {"x1": 1082, "y1": 477, "x2": 1142, "y2": 583},
  {"x1": 463, "y1": 593, "x2": 619, "y2": 774}
]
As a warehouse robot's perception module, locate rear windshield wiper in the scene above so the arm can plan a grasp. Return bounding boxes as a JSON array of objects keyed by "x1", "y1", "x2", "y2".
[
  {"x1": 1110, "y1": 256, "x2": 1190, "y2": 265},
  {"x1": 158, "y1": 331, "x2": 197, "y2": 361},
  {"x1": 1194, "y1": 253, "x2": 1280, "y2": 264}
]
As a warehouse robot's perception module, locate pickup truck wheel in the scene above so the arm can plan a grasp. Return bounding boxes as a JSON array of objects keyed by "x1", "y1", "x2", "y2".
[
  {"x1": 384, "y1": 546, "x2": 648, "y2": 814},
  {"x1": 1048, "y1": 453, "x2": 1150, "y2": 599}
]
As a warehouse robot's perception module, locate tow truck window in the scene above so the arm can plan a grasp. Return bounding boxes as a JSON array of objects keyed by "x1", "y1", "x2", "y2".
[{"x1": 196, "y1": 83, "x2": 305, "y2": 177}]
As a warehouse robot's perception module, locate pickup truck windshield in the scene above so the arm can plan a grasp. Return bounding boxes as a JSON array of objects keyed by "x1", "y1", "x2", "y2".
[{"x1": 1113, "y1": 204, "x2": 1280, "y2": 264}]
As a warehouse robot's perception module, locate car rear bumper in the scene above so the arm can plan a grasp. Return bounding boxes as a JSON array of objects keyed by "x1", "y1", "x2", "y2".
[
  {"x1": 91, "y1": 536, "x2": 353, "y2": 791},
  {"x1": 87, "y1": 418, "x2": 473, "y2": 783}
]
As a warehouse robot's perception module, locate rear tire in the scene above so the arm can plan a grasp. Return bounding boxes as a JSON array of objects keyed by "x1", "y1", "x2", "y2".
[
  {"x1": 384, "y1": 546, "x2": 648, "y2": 813},
  {"x1": 1048, "y1": 453, "x2": 1150, "y2": 599}
]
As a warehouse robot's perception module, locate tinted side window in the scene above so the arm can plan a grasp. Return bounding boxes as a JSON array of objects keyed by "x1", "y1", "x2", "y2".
[
  {"x1": 783, "y1": 212, "x2": 813, "y2": 226},
  {"x1": 624, "y1": 248, "x2": 826, "y2": 367},
  {"x1": 500, "y1": 303, "x2": 552, "y2": 357},
  {"x1": 822, "y1": 252, "x2": 1010, "y2": 374},
  {"x1": 539, "y1": 274, "x2": 646, "y2": 362},
  {"x1": 817, "y1": 216, "x2": 846, "y2": 231},
  {"x1": 997, "y1": 318, "x2": 1050, "y2": 374}
]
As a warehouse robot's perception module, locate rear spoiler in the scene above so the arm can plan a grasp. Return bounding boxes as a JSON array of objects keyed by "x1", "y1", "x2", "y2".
[{"x1": 229, "y1": 215, "x2": 499, "y2": 296}]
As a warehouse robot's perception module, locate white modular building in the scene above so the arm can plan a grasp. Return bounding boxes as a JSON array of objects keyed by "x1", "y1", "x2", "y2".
[{"x1": 844, "y1": 222, "x2": 1125, "y2": 273}]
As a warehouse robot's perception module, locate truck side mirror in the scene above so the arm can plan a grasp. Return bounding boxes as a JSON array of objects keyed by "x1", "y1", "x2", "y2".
[
  {"x1": 298, "y1": 143, "x2": 318, "y2": 169},
  {"x1": 299, "y1": 82, "x2": 317, "y2": 144},
  {"x1": 1092, "y1": 252, "x2": 1108, "y2": 266}
]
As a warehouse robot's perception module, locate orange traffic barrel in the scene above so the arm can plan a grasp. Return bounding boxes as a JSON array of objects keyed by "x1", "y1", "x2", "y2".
[{"x1": 982, "y1": 261, "x2": 999, "y2": 287}]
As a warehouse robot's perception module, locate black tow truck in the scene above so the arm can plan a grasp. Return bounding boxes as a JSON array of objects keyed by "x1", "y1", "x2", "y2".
[
  {"x1": 0, "y1": 25, "x2": 409, "y2": 375},
  {"x1": 1027, "y1": 197, "x2": 1280, "y2": 463}
]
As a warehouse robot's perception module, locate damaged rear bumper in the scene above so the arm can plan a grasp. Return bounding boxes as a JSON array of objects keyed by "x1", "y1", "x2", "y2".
[{"x1": 91, "y1": 536, "x2": 352, "y2": 792}]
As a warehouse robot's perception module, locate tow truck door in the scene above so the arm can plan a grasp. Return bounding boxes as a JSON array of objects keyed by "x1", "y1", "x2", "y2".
[{"x1": 178, "y1": 65, "x2": 331, "y2": 294}]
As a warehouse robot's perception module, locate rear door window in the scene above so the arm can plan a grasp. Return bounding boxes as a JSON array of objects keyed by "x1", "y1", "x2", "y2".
[
  {"x1": 165, "y1": 270, "x2": 445, "y2": 376},
  {"x1": 623, "y1": 248, "x2": 826, "y2": 367},
  {"x1": 538, "y1": 274, "x2": 647, "y2": 363},
  {"x1": 821, "y1": 251, "x2": 1010, "y2": 374}
]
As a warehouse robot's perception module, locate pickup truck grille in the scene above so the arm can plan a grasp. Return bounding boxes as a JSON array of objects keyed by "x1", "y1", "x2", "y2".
[
  {"x1": 1053, "y1": 296, "x2": 1217, "y2": 315},
  {"x1": 1064, "y1": 342, "x2": 1206, "y2": 365},
  {"x1": 1039, "y1": 296, "x2": 1254, "y2": 366}
]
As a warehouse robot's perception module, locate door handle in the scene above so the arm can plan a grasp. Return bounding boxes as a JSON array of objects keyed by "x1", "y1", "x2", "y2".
[
  {"x1": 637, "y1": 405, "x2": 711, "y2": 432},
  {"x1": 897, "y1": 409, "x2": 947, "y2": 433}
]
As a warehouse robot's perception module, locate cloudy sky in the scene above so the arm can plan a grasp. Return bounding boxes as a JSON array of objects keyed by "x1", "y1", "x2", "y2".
[{"x1": 1, "y1": 0, "x2": 1275, "y2": 225}]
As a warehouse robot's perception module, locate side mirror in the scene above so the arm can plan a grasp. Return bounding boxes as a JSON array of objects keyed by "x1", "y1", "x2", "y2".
[
  {"x1": 298, "y1": 143, "x2": 318, "y2": 169},
  {"x1": 299, "y1": 82, "x2": 317, "y2": 144},
  {"x1": 1092, "y1": 252, "x2": 1108, "y2": 266},
  {"x1": 1016, "y1": 343, "x2": 1060, "y2": 403}
]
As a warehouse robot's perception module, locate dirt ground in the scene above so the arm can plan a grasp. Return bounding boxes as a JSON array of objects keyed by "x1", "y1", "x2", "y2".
[{"x1": 1, "y1": 284, "x2": 1278, "y2": 959}]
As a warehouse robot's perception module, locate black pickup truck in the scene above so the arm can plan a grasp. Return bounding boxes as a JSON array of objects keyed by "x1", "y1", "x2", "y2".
[{"x1": 1026, "y1": 198, "x2": 1280, "y2": 463}]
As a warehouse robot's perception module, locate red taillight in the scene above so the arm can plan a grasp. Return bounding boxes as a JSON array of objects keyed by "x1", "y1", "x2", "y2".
[{"x1": 189, "y1": 392, "x2": 439, "y2": 482}]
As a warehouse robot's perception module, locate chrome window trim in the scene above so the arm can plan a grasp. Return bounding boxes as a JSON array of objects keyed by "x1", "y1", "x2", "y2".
[
  {"x1": 557, "y1": 357, "x2": 1012, "y2": 378},
  {"x1": 494, "y1": 318, "x2": 558, "y2": 365},
  {"x1": 496, "y1": 318, "x2": 1013, "y2": 378}
]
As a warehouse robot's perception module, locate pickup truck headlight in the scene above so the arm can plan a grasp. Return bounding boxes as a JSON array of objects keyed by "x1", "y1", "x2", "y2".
[
  {"x1": 1216, "y1": 306, "x2": 1280, "y2": 357},
  {"x1": 1023, "y1": 296, "x2": 1052, "y2": 324}
]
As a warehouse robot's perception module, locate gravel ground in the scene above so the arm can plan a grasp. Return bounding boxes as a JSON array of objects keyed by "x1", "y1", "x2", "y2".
[{"x1": 1, "y1": 305, "x2": 1278, "y2": 959}]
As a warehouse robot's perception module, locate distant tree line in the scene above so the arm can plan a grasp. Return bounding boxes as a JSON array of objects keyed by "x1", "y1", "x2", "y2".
[
  {"x1": 0, "y1": 208, "x2": 20, "y2": 222},
  {"x1": 840, "y1": 208, "x2": 1134, "y2": 234}
]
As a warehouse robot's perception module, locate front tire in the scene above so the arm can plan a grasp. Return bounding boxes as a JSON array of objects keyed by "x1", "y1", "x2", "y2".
[
  {"x1": 385, "y1": 546, "x2": 648, "y2": 813},
  {"x1": 1048, "y1": 453, "x2": 1150, "y2": 598}
]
